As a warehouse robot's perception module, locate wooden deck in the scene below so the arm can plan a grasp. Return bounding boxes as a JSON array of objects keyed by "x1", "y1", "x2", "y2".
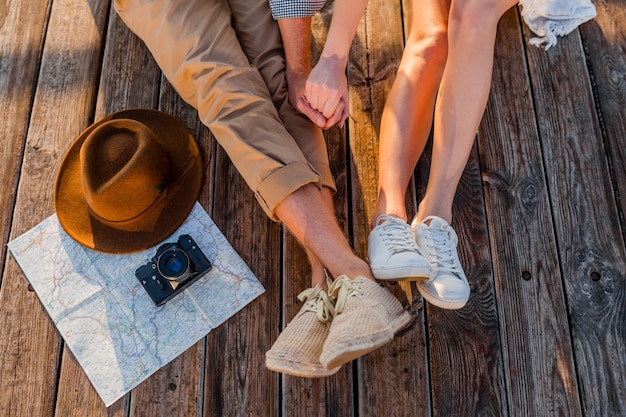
[{"x1": 1, "y1": 0, "x2": 625, "y2": 416}]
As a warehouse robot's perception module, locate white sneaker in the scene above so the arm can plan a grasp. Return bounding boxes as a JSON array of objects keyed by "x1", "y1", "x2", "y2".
[
  {"x1": 368, "y1": 214, "x2": 433, "y2": 281},
  {"x1": 411, "y1": 216, "x2": 470, "y2": 310}
]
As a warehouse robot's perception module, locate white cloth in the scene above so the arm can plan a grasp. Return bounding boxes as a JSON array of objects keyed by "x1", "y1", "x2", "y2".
[{"x1": 519, "y1": 0, "x2": 597, "y2": 49}]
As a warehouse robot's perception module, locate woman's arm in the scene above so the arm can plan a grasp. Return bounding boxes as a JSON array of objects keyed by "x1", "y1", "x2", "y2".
[{"x1": 305, "y1": 0, "x2": 368, "y2": 128}]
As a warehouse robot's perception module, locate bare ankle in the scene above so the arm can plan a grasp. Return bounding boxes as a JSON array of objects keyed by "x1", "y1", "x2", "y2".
[
  {"x1": 310, "y1": 268, "x2": 330, "y2": 290},
  {"x1": 329, "y1": 258, "x2": 373, "y2": 281}
]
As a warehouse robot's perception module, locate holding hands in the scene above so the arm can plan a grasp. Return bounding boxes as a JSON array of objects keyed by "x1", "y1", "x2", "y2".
[
  {"x1": 304, "y1": 55, "x2": 349, "y2": 129},
  {"x1": 276, "y1": 0, "x2": 368, "y2": 130}
]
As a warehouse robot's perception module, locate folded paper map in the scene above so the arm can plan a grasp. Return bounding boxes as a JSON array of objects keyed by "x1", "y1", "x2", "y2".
[{"x1": 8, "y1": 202, "x2": 264, "y2": 406}]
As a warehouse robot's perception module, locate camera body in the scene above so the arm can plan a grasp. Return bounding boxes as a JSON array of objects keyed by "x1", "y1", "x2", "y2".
[{"x1": 135, "y1": 234, "x2": 212, "y2": 306}]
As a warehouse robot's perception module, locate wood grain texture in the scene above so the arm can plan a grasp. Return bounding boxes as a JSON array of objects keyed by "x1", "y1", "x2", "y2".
[
  {"x1": 577, "y1": 3, "x2": 626, "y2": 411},
  {"x1": 94, "y1": 6, "x2": 161, "y2": 118},
  {"x1": 480, "y1": 8, "x2": 582, "y2": 417},
  {"x1": 416, "y1": 142, "x2": 508, "y2": 417},
  {"x1": 189, "y1": 137, "x2": 280, "y2": 417},
  {"x1": 0, "y1": 0, "x2": 110, "y2": 415},
  {"x1": 0, "y1": 0, "x2": 51, "y2": 279},
  {"x1": 522, "y1": 6, "x2": 626, "y2": 416},
  {"x1": 579, "y1": 0, "x2": 626, "y2": 230},
  {"x1": 203, "y1": 148, "x2": 280, "y2": 417}
]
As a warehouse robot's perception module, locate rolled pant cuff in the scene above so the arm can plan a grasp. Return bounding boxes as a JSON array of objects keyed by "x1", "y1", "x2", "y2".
[
  {"x1": 309, "y1": 162, "x2": 336, "y2": 195},
  {"x1": 255, "y1": 162, "x2": 326, "y2": 221}
]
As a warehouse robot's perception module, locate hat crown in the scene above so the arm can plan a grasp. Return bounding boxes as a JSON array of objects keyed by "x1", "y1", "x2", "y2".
[
  {"x1": 55, "y1": 109, "x2": 203, "y2": 253},
  {"x1": 80, "y1": 119, "x2": 172, "y2": 224}
]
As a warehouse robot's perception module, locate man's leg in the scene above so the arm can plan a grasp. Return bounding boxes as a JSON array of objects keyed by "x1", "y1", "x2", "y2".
[
  {"x1": 114, "y1": 0, "x2": 323, "y2": 220},
  {"x1": 225, "y1": 0, "x2": 412, "y2": 371},
  {"x1": 115, "y1": 0, "x2": 408, "y2": 375},
  {"x1": 226, "y1": 0, "x2": 350, "y2": 287},
  {"x1": 275, "y1": 184, "x2": 372, "y2": 282}
]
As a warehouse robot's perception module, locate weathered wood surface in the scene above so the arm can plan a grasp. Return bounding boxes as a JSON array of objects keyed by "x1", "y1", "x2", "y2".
[
  {"x1": 1, "y1": 0, "x2": 625, "y2": 416},
  {"x1": 523, "y1": 4, "x2": 626, "y2": 415},
  {"x1": 481, "y1": 8, "x2": 582, "y2": 417},
  {"x1": 1, "y1": 0, "x2": 108, "y2": 416},
  {"x1": 0, "y1": 1, "x2": 50, "y2": 282}
]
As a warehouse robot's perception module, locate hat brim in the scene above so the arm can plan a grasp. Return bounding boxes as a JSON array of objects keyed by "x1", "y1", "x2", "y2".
[{"x1": 55, "y1": 109, "x2": 203, "y2": 254}]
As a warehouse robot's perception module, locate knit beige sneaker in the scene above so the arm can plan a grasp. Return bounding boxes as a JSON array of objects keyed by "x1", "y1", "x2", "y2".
[
  {"x1": 319, "y1": 276, "x2": 411, "y2": 370},
  {"x1": 265, "y1": 284, "x2": 341, "y2": 377}
]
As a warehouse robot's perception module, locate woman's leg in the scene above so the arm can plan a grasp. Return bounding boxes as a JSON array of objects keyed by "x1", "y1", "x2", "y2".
[
  {"x1": 418, "y1": 0, "x2": 518, "y2": 223},
  {"x1": 372, "y1": 0, "x2": 451, "y2": 227},
  {"x1": 367, "y1": 0, "x2": 450, "y2": 282},
  {"x1": 411, "y1": 0, "x2": 518, "y2": 310}
]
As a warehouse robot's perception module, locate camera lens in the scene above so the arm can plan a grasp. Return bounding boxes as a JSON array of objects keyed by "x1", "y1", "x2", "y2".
[{"x1": 157, "y1": 248, "x2": 191, "y2": 281}]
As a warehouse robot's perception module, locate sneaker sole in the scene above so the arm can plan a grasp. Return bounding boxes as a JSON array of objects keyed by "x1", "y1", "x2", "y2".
[
  {"x1": 416, "y1": 282, "x2": 469, "y2": 310},
  {"x1": 320, "y1": 310, "x2": 411, "y2": 369},
  {"x1": 265, "y1": 355, "x2": 341, "y2": 378},
  {"x1": 370, "y1": 265, "x2": 434, "y2": 281}
]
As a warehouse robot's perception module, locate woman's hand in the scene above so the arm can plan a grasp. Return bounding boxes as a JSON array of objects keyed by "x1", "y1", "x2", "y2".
[
  {"x1": 305, "y1": 55, "x2": 349, "y2": 129},
  {"x1": 286, "y1": 67, "x2": 328, "y2": 129}
]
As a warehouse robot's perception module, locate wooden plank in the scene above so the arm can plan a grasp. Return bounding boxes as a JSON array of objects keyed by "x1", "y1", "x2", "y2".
[
  {"x1": 414, "y1": 91, "x2": 508, "y2": 412},
  {"x1": 479, "y1": 8, "x2": 583, "y2": 416},
  {"x1": 0, "y1": 0, "x2": 50, "y2": 281},
  {"x1": 522, "y1": 7, "x2": 626, "y2": 416},
  {"x1": 347, "y1": 0, "x2": 433, "y2": 415},
  {"x1": 580, "y1": 0, "x2": 626, "y2": 224},
  {"x1": 0, "y1": 0, "x2": 110, "y2": 415},
  {"x1": 416, "y1": 149, "x2": 508, "y2": 416},
  {"x1": 47, "y1": 3, "x2": 159, "y2": 415},
  {"x1": 94, "y1": 9, "x2": 161, "y2": 117},
  {"x1": 578, "y1": 3, "x2": 626, "y2": 408}
]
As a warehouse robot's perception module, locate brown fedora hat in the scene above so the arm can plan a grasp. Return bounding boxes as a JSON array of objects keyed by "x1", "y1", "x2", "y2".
[{"x1": 54, "y1": 109, "x2": 203, "y2": 253}]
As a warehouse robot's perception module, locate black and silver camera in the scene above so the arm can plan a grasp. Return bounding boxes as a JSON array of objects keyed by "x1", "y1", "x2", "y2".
[{"x1": 135, "y1": 234, "x2": 212, "y2": 306}]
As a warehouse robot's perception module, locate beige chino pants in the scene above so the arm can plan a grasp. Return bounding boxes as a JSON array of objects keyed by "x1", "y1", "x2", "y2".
[{"x1": 114, "y1": 0, "x2": 335, "y2": 220}]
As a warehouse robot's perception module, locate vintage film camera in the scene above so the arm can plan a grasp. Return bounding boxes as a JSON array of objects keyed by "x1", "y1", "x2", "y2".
[{"x1": 135, "y1": 234, "x2": 212, "y2": 306}]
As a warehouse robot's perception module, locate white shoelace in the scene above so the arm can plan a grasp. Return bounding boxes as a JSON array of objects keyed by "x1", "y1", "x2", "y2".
[
  {"x1": 298, "y1": 286, "x2": 335, "y2": 323},
  {"x1": 326, "y1": 276, "x2": 362, "y2": 315},
  {"x1": 426, "y1": 224, "x2": 463, "y2": 278},
  {"x1": 378, "y1": 216, "x2": 423, "y2": 255}
]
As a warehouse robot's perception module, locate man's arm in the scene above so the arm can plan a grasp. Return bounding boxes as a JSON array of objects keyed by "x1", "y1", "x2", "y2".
[{"x1": 277, "y1": 17, "x2": 328, "y2": 128}]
